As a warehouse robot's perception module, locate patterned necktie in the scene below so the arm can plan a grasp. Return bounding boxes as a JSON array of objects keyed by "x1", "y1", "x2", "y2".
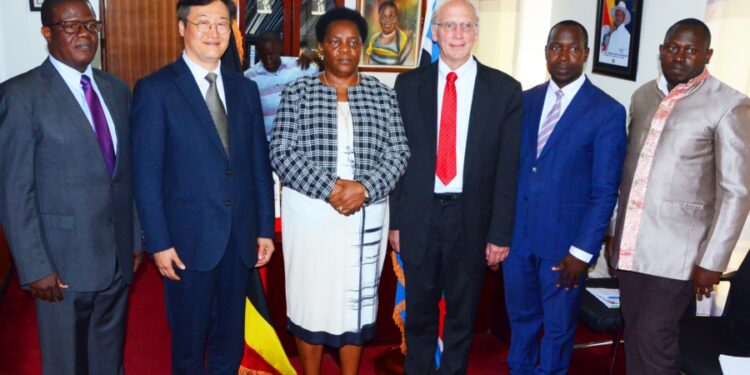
[
  {"x1": 537, "y1": 89, "x2": 564, "y2": 157},
  {"x1": 205, "y1": 73, "x2": 230, "y2": 155},
  {"x1": 436, "y1": 72, "x2": 458, "y2": 185},
  {"x1": 80, "y1": 75, "x2": 116, "y2": 175}
]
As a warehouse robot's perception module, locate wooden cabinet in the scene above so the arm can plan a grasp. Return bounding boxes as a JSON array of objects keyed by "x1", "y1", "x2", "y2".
[{"x1": 240, "y1": 0, "x2": 343, "y2": 64}]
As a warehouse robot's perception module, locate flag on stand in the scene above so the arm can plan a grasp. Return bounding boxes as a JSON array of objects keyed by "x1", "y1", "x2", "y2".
[
  {"x1": 239, "y1": 268, "x2": 296, "y2": 375},
  {"x1": 417, "y1": 0, "x2": 441, "y2": 66},
  {"x1": 392, "y1": 251, "x2": 447, "y2": 367}
]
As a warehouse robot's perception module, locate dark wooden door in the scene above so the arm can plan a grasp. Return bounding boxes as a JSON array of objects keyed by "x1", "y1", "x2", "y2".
[{"x1": 100, "y1": 0, "x2": 184, "y2": 88}]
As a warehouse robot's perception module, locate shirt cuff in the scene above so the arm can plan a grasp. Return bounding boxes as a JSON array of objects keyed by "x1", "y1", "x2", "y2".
[{"x1": 569, "y1": 246, "x2": 593, "y2": 263}]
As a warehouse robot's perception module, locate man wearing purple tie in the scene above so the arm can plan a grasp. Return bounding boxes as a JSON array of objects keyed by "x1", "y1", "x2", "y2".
[
  {"x1": 504, "y1": 21, "x2": 627, "y2": 375},
  {"x1": 0, "y1": 0, "x2": 140, "y2": 374}
]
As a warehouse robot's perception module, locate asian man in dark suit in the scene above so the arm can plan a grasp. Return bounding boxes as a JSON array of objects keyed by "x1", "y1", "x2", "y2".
[
  {"x1": 504, "y1": 21, "x2": 627, "y2": 375},
  {"x1": 0, "y1": 0, "x2": 140, "y2": 373},
  {"x1": 390, "y1": 0, "x2": 522, "y2": 373},
  {"x1": 130, "y1": 0, "x2": 275, "y2": 373}
]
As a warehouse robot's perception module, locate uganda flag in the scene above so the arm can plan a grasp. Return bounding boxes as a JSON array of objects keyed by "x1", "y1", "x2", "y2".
[
  {"x1": 601, "y1": 0, "x2": 617, "y2": 29},
  {"x1": 239, "y1": 267, "x2": 296, "y2": 375}
]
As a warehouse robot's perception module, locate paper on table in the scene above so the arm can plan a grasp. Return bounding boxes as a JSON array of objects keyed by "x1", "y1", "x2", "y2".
[
  {"x1": 587, "y1": 287, "x2": 620, "y2": 309},
  {"x1": 695, "y1": 280, "x2": 731, "y2": 317}
]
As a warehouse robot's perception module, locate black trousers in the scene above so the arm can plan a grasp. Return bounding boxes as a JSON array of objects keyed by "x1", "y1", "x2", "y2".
[
  {"x1": 403, "y1": 196, "x2": 485, "y2": 375},
  {"x1": 36, "y1": 264, "x2": 128, "y2": 375},
  {"x1": 619, "y1": 270, "x2": 692, "y2": 375}
]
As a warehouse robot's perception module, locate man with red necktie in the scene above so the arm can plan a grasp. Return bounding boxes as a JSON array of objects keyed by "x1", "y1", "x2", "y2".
[
  {"x1": 0, "y1": 0, "x2": 140, "y2": 373},
  {"x1": 390, "y1": 0, "x2": 522, "y2": 373}
]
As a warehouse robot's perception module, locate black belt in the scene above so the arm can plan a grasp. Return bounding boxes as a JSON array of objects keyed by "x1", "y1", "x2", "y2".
[{"x1": 433, "y1": 193, "x2": 462, "y2": 201}]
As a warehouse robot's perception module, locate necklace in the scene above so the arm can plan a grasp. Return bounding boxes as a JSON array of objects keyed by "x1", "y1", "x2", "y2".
[
  {"x1": 380, "y1": 30, "x2": 396, "y2": 38},
  {"x1": 321, "y1": 72, "x2": 360, "y2": 88}
]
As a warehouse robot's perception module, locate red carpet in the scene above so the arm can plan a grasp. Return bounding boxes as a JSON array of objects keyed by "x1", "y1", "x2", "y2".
[{"x1": 1, "y1": 261, "x2": 622, "y2": 374}]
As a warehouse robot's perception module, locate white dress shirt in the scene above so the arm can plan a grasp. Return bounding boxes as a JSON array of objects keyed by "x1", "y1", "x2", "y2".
[
  {"x1": 182, "y1": 52, "x2": 227, "y2": 111},
  {"x1": 657, "y1": 75, "x2": 671, "y2": 96},
  {"x1": 434, "y1": 57, "x2": 477, "y2": 193},
  {"x1": 49, "y1": 55, "x2": 118, "y2": 153},
  {"x1": 539, "y1": 74, "x2": 594, "y2": 263}
]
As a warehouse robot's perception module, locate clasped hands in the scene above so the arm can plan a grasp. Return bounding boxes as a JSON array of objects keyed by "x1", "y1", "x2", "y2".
[{"x1": 328, "y1": 179, "x2": 367, "y2": 216}]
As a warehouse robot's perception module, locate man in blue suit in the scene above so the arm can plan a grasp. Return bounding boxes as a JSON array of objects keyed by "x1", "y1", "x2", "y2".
[
  {"x1": 131, "y1": 0, "x2": 275, "y2": 373},
  {"x1": 503, "y1": 21, "x2": 627, "y2": 375}
]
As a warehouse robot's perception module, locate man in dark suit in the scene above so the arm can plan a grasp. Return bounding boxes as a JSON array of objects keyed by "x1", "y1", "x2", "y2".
[
  {"x1": 390, "y1": 0, "x2": 522, "y2": 373},
  {"x1": 0, "y1": 0, "x2": 140, "y2": 373},
  {"x1": 131, "y1": 0, "x2": 275, "y2": 373},
  {"x1": 504, "y1": 21, "x2": 626, "y2": 375}
]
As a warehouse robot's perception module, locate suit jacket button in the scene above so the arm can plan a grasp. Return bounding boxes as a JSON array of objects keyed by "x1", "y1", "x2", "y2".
[
  {"x1": 532, "y1": 167, "x2": 537, "y2": 173},
  {"x1": 226, "y1": 169, "x2": 232, "y2": 176},
  {"x1": 224, "y1": 200, "x2": 231, "y2": 207}
]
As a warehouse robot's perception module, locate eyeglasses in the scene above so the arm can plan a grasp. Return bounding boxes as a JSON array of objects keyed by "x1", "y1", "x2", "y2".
[
  {"x1": 433, "y1": 21, "x2": 478, "y2": 33},
  {"x1": 183, "y1": 19, "x2": 232, "y2": 35},
  {"x1": 46, "y1": 20, "x2": 102, "y2": 34}
]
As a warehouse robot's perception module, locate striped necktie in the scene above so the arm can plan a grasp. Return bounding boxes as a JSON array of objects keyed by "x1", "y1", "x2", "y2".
[{"x1": 537, "y1": 89, "x2": 563, "y2": 157}]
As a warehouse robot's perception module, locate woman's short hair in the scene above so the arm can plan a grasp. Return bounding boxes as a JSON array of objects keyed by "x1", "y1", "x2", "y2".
[
  {"x1": 378, "y1": 1, "x2": 399, "y2": 17},
  {"x1": 315, "y1": 7, "x2": 369, "y2": 43}
]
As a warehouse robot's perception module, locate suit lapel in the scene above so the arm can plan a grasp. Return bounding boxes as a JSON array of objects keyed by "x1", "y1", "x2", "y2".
[
  {"x1": 222, "y1": 66, "x2": 242, "y2": 162},
  {"x1": 94, "y1": 71, "x2": 125, "y2": 177},
  {"x1": 527, "y1": 83, "x2": 548, "y2": 154},
  {"x1": 537, "y1": 78, "x2": 593, "y2": 160},
  {"x1": 462, "y1": 64, "x2": 491, "y2": 181},
  {"x1": 418, "y1": 63, "x2": 439, "y2": 166},
  {"x1": 40, "y1": 60, "x2": 111, "y2": 176},
  {"x1": 171, "y1": 58, "x2": 228, "y2": 159}
]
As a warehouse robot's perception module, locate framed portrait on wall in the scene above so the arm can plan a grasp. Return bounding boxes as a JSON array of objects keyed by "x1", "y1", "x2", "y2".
[
  {"x1": 593, "y1": 0, "x2": 643, "y2": 81},
  {"x1": 29, "y1": 0, "x2": 44, "y2": 11},
  {"x1": 256, "y1": 0, "x2": 273, "y2": 14},
  {"x1": 358, "y1": 0, "x2": 421, "y2": 72}
]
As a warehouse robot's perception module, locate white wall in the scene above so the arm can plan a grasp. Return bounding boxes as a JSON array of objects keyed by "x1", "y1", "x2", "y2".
[
  {"x1": 550, "y1": 0, "x2": 708, "y2": 111},
  {"x1": 0, "y1": 0, "x2": 100, "y2": 82}
]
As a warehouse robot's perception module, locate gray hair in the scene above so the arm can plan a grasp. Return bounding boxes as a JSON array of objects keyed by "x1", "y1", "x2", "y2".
[{"x1": 432, "y1": 0, "x2": 479, "y2": 25}]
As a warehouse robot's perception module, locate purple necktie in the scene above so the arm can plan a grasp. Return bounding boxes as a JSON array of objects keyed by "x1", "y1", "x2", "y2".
[{"x1": 81, "y1": 75, "x2": 116, "y2": 175}]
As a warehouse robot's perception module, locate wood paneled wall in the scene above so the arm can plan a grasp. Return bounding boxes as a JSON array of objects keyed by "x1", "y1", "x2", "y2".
[{"x1": 101, "y1": 0, "x2": 184, "y2": 88}]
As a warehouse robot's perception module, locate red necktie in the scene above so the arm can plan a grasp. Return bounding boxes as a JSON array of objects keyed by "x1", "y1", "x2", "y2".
[{"x1": 436, "y1": 72, "x2": 458, "y2": 185}]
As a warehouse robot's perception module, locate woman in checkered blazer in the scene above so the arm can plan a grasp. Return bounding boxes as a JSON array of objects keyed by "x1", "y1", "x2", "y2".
[{"x1": 268, "y1": 7, "x2": 410, "y2": 375}]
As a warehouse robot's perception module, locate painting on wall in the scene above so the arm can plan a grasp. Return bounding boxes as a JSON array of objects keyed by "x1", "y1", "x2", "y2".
[
  {"x1": 358, "y1": 0, "x2": 421, "y2": 72},
  {"x1": 30, "y1": 0, "x2": 44, "y2": 11},
  {"x1": 593, "y1": 0, "x2": 643, "y2": 81}
]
